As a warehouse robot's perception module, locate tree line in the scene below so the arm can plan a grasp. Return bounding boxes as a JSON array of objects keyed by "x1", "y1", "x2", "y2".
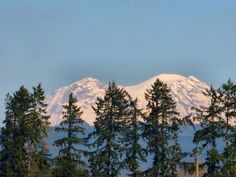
[{"x1": 0, "y1": 78, "x2": 236, "y2": 177}]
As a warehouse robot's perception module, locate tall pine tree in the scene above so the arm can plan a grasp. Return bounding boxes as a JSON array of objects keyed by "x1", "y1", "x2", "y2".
[
  {"x1": 193, "y1": 86, "x2": 223, "y2": 177},
  {"x1": 219, "y1": 79, "x2": 236, "y2": 176},
  {"x1": 53, "y1": 93, "x2": 86, "y2": 177},
  {"x1": 0, "y1": 86, "x2": 34, "y2": 177},
  {"x1": 142, "y1": 79, "x2": 182, "y2": 177},
  {"x1": 0, "y1": 85, "x2": 50, "y2": 177},
  {"x1": 123, "y1": 97, "x2": 146, "y2": 177},
  {"x1": 28, "y1": 84, "x2": 51, "y2": 176},
  {"x1": 87, "y1": 81, "x2": 130, "y2": 177}
]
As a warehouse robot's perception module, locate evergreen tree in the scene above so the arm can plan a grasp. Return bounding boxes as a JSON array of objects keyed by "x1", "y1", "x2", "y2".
[
  {"x1": 87, "y1": 81, "x2": 130, "y2": 177},
  {"x1": 220, "y1": 80, "x2": 236, "y2": 147},
  {"x1": 28, "y1": 143, "x2": 52, "y2": 177},
  {"x1": 167, "y1": 117, "x2": 186, "y2": 177},
  {"x1": 53, "y1": 93, "x2": 86, "y2": 177},
  {"x1": 31, "y1": 83, "x2": 50, "y2": 144},
  {"x1": 0, "y1": 94, "x2": 20, "y2": 177},
  {"x1": 219, "y1": 79, "x2": 236, "y2": 176},
  {"x1": 0, "y1": 85, "x2": 50, "y2": 177},
  {"x1": 28, "y1": 84, "x2": 51, "y2": 175},
  {"x1": 142, "y1": 79, "x2": 182, "y2": 177},
  {"x1": 193, "y1": 86, "x2": 223, "y2": 177},
  {"x1": 220, "y1": 141, "x2": 236, "y2": 177},
  {"x1": 0, "y1": 87, "x2": 33, "y2": 177},
  {"x1": 124, "y1": 97, "x2": 146, "y2": 177}
]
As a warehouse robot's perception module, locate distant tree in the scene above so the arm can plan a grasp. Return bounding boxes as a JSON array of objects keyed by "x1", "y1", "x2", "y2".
[
  {"x1": 193, "y1": 86, "x2": 224, "y2": 177},
  {"x1": 53, "y1": 93, "x2": 86, "y2": 177},
  {"x1": 142, "y1": 79, "x2": 183, "y2": 177},
  {"x1": 87, "y1": 81, "x2": 130, "y2": 177},
  {"x1": 123, "y1": 97, "x2": 146, "y2": 177}
]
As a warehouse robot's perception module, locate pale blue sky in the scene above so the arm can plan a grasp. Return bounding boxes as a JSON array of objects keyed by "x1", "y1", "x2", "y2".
[{"x1": 0, "y1": 0, "x2": 236, "y2": 123}]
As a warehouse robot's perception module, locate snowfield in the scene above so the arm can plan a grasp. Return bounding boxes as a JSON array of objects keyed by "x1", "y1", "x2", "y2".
[{"x1": 46, "y1": 74, "x2": 210, "y2": 126}]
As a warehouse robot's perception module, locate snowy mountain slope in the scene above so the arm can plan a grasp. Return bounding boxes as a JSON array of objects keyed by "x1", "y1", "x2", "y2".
[
  {"x1": 46, "y1": 77, "x2": 106, "y2": 126},
  {"x1": 124, "y1": 74, "x2": 210, "y2": 119},
  {"x1": 46, "y1": 74, "x2": 210, "y2": 126}
]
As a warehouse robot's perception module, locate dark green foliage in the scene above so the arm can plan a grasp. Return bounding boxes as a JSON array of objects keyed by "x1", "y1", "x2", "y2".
[
  {"x1": 87, "y1": 81, "x2": 130, "y2": 177},
  {"x1": 192, "y1": 80, "x2": 236, "y2": 177},
  {"x1": 0, "y1": 84, "x2": 50, "y2": 177},
  {"x1": 28, "y1": 143, "x2": 52, "y2": 177},
  {"x1": 28, "y1": 84, "x2": 51, "y2": 175},
  {"x1": 0, "y1": 91, "x2": 29, "y2": 177},
  {"x1": 220, "y1": 79, "x2": 236, "y2": 126},
  {"x1": 193, "y1": 86, "x2": 223, "y2": 176},
  {"x1": 142, "y1": 79, "x2": 183, "y2": 177},
  {"x1": 31, "y1": 84, "x2": 50, "y2": 144},
  {"x1": 2, "y1": 78, "x2": 236, "y2": 177},
  {"x1": 220, "y1": 142, "x2": 236, "y2": 176},
  {"x1": 53, "y1": 93, "x2": 86, "y2": 177},
  {"x1": 123, "y1": 97, "x2": 146, "y2": 177},
  {"x1": 219, "y1": 79, "x2": 236, "y2": 176}
]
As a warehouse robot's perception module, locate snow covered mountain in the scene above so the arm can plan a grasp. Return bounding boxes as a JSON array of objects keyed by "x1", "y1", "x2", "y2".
[{"x1": 46, "y1": 74, "x2": 210, "y2": 126}]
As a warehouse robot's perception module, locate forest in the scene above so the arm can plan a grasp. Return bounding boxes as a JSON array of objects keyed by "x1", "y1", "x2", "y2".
[{"x1": 0, "y1": 78, "x2": 236, "y2": 177}]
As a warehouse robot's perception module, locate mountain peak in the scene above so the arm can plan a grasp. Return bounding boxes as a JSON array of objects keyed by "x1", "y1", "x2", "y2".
[
  {"x1": 47, "y1": 74, "x2": 210, "y2": 126},
  {"x1": 73, "y1": 77, "x2": 100, "y2": 84},
  {"x1": 157, "y1": 74, "x2": 186, "y2": 81},
  {"x1": 69, "y1": 77, "x2": 104, "y2": 92}
]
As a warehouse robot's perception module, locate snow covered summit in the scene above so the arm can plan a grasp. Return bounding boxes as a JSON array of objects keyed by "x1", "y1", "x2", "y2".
[{"x1": 46, "y1": 74, "x2": 210, "y2": 126}]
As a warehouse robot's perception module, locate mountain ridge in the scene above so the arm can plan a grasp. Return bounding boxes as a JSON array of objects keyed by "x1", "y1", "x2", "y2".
[{"x1": 46, "y1": 74, "x2": 210, "y2": 126}]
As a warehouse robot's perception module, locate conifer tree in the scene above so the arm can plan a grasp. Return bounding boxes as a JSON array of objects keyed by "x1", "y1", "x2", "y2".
[
  {"x1": 0, "y1": 94, "x2": 21, "y2": 177},
  {"x1": 219, "y1": 80, "x2": 236, "y2": 176},
  {"x1": 53, "y1": 93, "x2": 86, "y2": 177},
  {"x1": 28, "y1": 143, "x2": 52, "y2": 177},
  {"x1": 0, "y1": 85, "x2": 51, "y2": 177},
  {"x1": 124, "y1": 97, "x2": 146, "y2": 177},
  {"x1": 0, "y1": 87, "x2": 34, "y2": 177},
  {"x1": 31, "y1": 83, "x2": 50, "y2": 143},
  {"x1": 27, "y1": 84, "x2": 51, "y2": 175},
  {"x1": 220, "y1": 80, "x2": 236, "y2": 146},
  {"x1": 87, "y1": 81, "x2": 130, "y2": 177},
  {"x1": 167, "y1": 117, "x2": 186, "y2": 177},
  {"x1": 142, "y1": 79, "x2": 182, "y2": 177},
  {"x1": 193, "y1": 86, "x2": 223, "y2": 177}
]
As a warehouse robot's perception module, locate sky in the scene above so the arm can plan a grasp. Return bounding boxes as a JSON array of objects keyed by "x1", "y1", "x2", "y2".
[{"x1": 0, "y1": 0, "x2": 236, "y2": 123}]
